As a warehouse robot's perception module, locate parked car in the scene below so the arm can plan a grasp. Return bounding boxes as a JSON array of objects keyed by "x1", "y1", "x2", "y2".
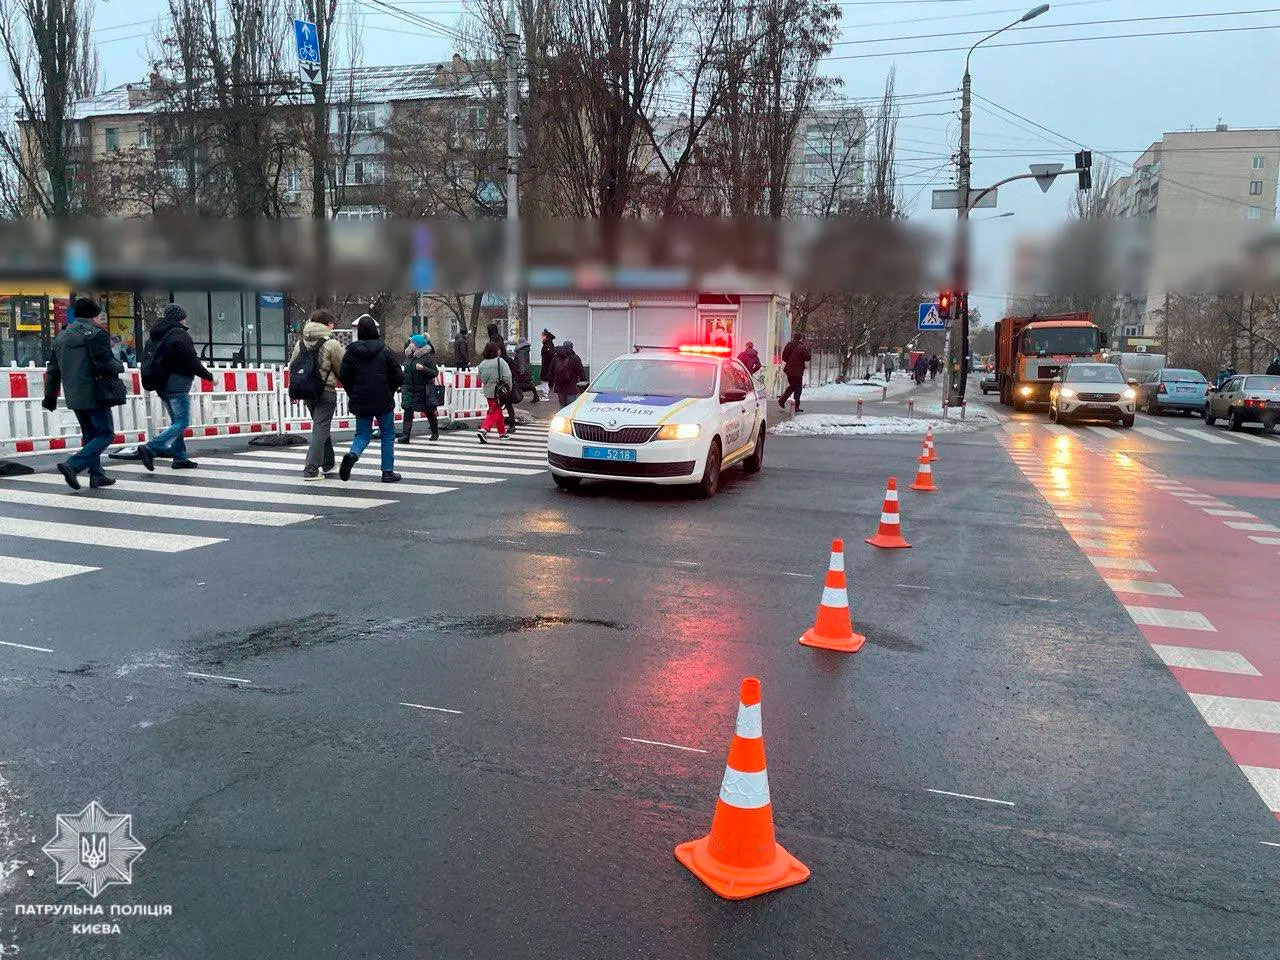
[
  {"x1": 1049, "y1": 362, "x2": 1136, "y2": 427},
  {"x1": 1139, "y1": 368, "x2": 1209, "y2": 416},
  {"x1": 979, "y1": 370, "x2": 998, "y2": 394},
  {"x1": 1203, "y1": 374, "x2": 1280, "y2": 433}
]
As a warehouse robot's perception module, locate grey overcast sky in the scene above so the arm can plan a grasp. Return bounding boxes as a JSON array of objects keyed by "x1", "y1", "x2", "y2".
[{"x1": 52, "y1": 0, "x2": 1280, "y2": 313}]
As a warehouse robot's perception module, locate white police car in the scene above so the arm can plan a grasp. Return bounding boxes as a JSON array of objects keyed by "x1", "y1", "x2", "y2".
[{"x1": 546, "y1": 347, "x2": 765, "y2": 497}]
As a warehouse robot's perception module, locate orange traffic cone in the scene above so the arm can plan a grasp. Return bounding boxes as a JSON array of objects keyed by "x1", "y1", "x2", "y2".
[
  {"x1": 909, "y1": 452, "x2": 937, "y2": 492},
  {"x1": 799, "y1": 539, "x2": 865, "y2": 652},
  {"x1": 924, "y1": 426, "x2": 938, "y2": 463},
  {"x1": 866, "y1": 477, "x2": 911, "y2": 549},
  {"x1": 675, "y1": 677, "x2": 810, "y2": 900}
]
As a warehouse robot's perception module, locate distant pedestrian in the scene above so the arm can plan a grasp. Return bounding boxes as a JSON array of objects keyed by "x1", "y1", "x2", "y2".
[
  {"x1": 338, "y1": 314, "x2": 403, "y2": 484},
  {"x1": 487, "y1": 322, "x2": 517, "y2": 432},
  {"x1": 399, "y1": 333, "x2": 440, "y2": 444},
  {"x1": 135, "y1": 303, "x2": 215, "y2": 470},
  {"x1": 778, "y1": 332, "x2": 811, "y2": 412},
  {"x1": 42, "y1": 297, "x2": 126, "y2": 490},
  {"x1": 476, "y1": 341, "x2": 512, "y2": 443},
  {"x1": 453, "y1": 326, "x2": 471, "y2": 370},
  {"x1": 928, "y1": 354, "x2": 940, "y2": 382},
  {"x1": 884, "y1": 356, "x2": 895, "y2": 380},
  {"x1": 912, "y1": 354, "x2": 928, "y2": 384},
  {"x1": 1267, "y1": 355, "x2": 1280, "y2": 376},
  {"x1": 737, "y1": 340, "x2": 762, "y2": 375},
  {"x1": 289, "y1": 308, "x2": 346, "y2": 480},
  {"x1": 552, "y1": 340, "x2": 585, "y2": 408},
  {"x1": 539, "y1": 328, "x2": 557, "y2": 402}
]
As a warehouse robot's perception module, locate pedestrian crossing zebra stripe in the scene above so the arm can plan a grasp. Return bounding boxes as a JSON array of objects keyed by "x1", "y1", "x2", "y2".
[
  {"x1": 0, "y1": 487, "x2": 315, "y2": 526},
  {"x1": 389, "y1": 444, "x2": 548, "y2": 465},
  {"x1": 0, "y1": 515, "x2": 225, "y2": 552},
  {"x1": 231, "y1": 450, "x2": 542, "y2": 478},
  {"x1": 0, "y1": 554, "x2": 99, "y2": 585},
  {"x1": 1173, "y1": 427, "x2": 1234, "y2": 444},
  {"x1": 10, "y1": 473, "x2": 398, "y2": 510},
  {"x1": 1133, "y1": 427, "x2": 1184, "y2": 442},
  {"x1": 160, "y1": 458, "x2": 497, "y2": 487}
]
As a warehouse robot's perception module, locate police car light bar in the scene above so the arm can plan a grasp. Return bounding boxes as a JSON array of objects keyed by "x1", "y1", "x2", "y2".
[{"x1": 677, "y1": 344, "x2": 732, "y2": 356}]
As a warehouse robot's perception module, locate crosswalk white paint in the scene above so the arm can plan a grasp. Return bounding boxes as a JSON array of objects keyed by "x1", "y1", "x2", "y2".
[
  {"x1": 1086, "y1": 426, "x2": 1119, "y2": 438},
  {"x1": 1248, "y1": 536, "x2": 1280, "y2": 546},
  {"x1": 1238, "y1": 766, "x2": 1280, "y2": 813},
  {"x1": 1232, "y1": 432, "x2": 1280, "y2": 446},
  {"x1": 1226, "y1": 521, "x2": 1280, "y2": 533},
  {"x1": 0, "y1": 486, "x2": 314, "y2": 527},
  {"x1": 1202, "y1": 508, "x2": 1257, "y2": 519},
  {"x1": 995, "y1": 420, "x2": 1280, "y2": 448},
  {"x1": 392, "y1": 444, "x2": 547, "y2": 466},
  {"x1": 1189, "y1": 694, "x2": 1280, "y2": 734},
  {"x1": 1134, "y1": 427, "x2": 1184, "y2": 442},
  {"x1": 0, "y1": 554, "x2": 99, "y2": 585},
  {"x1": 158, "y1": 458, "x2": 489, "y2": 488},
  {"x1": 1151, "y1": 644, "x2": 1260, "y2": 676},
  {"x1": 1042, "y1": 424, "x2": 1073, "y2": 436},
  {"x1": 1174, "y1": 427, "x2": 1234, "y2": 444},
  {"x1": 1088, "y1": 555, "x2": 1155, "y2": 572},
  {"x1": 1124, "y1": 606, "x2": 1215, "y2": 631},
  {"x1": 1056, "y1": 510, "x2": 1104, "y2": 520},
  {"x1": 11, "y1": 473, "x2": 396, "y2": 510},
  {"x1": 233, "y1": 450, "x2": 541, "y2": 478},
  {"x1": 1103, "y1": 578, "x2": 1182, "y2": 597},
  {"x1": 0, "y1": 515, "x2": 224, "y2": 552}
]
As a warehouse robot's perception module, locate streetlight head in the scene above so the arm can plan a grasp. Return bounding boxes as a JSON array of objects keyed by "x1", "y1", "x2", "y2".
[{"x1": 1021, "y1": 3, "x2": 1049, "y2": 21}]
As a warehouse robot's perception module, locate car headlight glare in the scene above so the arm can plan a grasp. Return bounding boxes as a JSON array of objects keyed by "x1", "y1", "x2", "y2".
[
  {"x1": 1019, "y1": 386, "x2": 1033, "y2": 395},
  {"x1": 1122, "y1": 388, "x2": 1136, "y2": 400},
  {"x1": 1060, "y1": 387, "x2": 1076, "y2": 399},
  {"x1": 656, "y1": 423, "x2": 700, "y2": 440},
  {"x1": 550, "y1": 415, "x2": 572, "y2": 434}
]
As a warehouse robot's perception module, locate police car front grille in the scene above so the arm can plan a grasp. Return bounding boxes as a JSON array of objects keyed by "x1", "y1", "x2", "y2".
[{"x1": 572, "y1": 423, "x2": 658, "y2": 445}]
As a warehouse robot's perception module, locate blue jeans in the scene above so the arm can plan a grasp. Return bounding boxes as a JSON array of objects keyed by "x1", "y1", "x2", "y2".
[
  {"x1": 350, "y1": 411, "x2": 395, "y2": 472},
  {"x1": 67, "y1": 408, "x2": 115, "y2": 478},
  {"x1": 146, "y1": 392, "x2": 191, "y2": 461}
]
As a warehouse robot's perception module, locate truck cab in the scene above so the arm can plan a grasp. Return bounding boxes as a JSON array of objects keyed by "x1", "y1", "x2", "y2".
[{"x1": 994, "y1": 313, "x2": 1107, "y2": 411}]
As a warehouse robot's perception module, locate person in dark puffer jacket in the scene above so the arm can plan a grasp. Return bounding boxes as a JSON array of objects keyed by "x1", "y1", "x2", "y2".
[
  {"x1": 338, "y1": 315, "x2": 404, "y2": 483},
  {"x1": 133, "y1": 303, "x2": 214, "y2": 470}
]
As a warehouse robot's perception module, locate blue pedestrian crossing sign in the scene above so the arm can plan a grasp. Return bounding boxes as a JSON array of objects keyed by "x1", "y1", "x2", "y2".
[
  {"x1": 918, "y1": 302, "x2": 945, "y2": 331},
  {"x1": 294, "y1": 19, "x2": 323, "y2": 86}
]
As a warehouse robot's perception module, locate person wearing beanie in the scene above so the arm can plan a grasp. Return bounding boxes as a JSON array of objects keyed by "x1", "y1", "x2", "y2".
[
  {"x1": 127, "y1": 301, "x2": 214, "y2": 471},
  {"x1": 399, "y1": 332, "x2": 440, "y2": 443},
  {"x1": 551, "y1": 339, "x2": 585, "y2": 407},
  {"x1": 42, "y1": 297, "x2": 126, "y2": 489},
  {"x1": 337, "y1": 314, "x2": 404, "y2": 482}
]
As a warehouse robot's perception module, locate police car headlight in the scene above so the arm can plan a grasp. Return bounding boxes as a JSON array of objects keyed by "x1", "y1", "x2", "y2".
[
  {"x1": 656, "y1": 423, "x2": 700, "y2": 440},
  {"x1": 550, "y1": 416, "x2": 572, "y2": 434}
]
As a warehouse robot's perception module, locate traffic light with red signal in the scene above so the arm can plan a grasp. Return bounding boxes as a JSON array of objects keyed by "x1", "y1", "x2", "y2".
[{"x1": 938, "y1": 290, "x2": 952, "y2": 320}]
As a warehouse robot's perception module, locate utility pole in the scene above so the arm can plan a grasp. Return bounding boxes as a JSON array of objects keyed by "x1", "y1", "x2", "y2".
[{"x1": 504, "y1": 0, "x2": 521, "y2": 341}]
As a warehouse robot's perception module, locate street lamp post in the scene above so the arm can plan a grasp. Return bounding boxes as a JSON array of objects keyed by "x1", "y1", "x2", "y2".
[{"x1": 947, "y1": 3, "x2": 1049, "y2": 406}]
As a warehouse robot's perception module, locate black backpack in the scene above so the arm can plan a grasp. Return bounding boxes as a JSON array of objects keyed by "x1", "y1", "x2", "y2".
[
  {"x1": 139, "y1": 335, "x2": 168, "y2": 392},
  {"x1": 289, "y1": 339, "x2": 326, "y2": 404}
]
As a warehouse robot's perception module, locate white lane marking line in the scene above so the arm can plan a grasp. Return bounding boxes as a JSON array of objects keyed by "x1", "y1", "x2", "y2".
[
  {"x1": 186, "y1": 671, "x2": 251, "y2": 685},
  {"x1": 0, "y1": 640, "x2": 54, "y2": 653},
  {"x1": 1226, "y1": 521, "x2": 1280, "y2": 533},
  {"x1": 1014, "y1": 595, "x2": 1060, "y2": 603},
  {"x1": 893, "y1": 583, "x2": 930, "y2": 591},
  {"x1": 0, "y1": 554, "x2": 99, "y2": 585},
  {"x1": 579, "y1": 549, "x2": 606, "y2": 556},
  {"x1": 1203, "y1": 509, "x2": 1258, "y2": 519},
  {"x1": 1134, "y1": 427, "x2": 1185, "y2": 442},
  {"x1": 782, "y1": 572, "x2": 815, "y2": 579},
  {"x1": 673, "y1": 560, "x2": 699, "y2": 567},
  {"x1": 1248, "y1": 536, "x2": 1280, "y2": 546},
  {"x1": 497, "y1": 539, "x2": 527, "y2": 546},
  {"x1": 1057, "y1": 511, "x2": 1104, "y2": 520},
  {"x1": 12, "y1": 472, "x2": 396, "y2": 509},
  {"x1": 0, "y1": 487, "x2": 314, "y2": 527},
  {"x1": 0, "y1": 515, "x2": 224, "y2": 553},
  {"x1": 399, "y1": 701, "x2": 463, "y2": 715},
  {"x1": 926, "y1": 788, "x2": 1016, "y2": 807},
  {"x1": 1103, "y1": 578, "x2": 1183, "y2": 598},
  {"x1": 1151, "y1": 644, "x2": 1260, "y2": 676},
  {"x1": 1260, "y1": 841, "x2": 1280, "y2": 848},
  {"x1": 1174, "y1": 427, "x2": 1235, "y2": 445},
  {"x1": 1088, "y1": 555, "x2": 1155, "y2": 572},
  {"x1": 1190, "y1": 695, "x2": 1280, "y2": 736},
  {"x1": 1125, "y1": 606, "x2": 1216, "y2": 631},
  {"x1": 621, "y1": 736, "x2": 707, "y2": 754}
]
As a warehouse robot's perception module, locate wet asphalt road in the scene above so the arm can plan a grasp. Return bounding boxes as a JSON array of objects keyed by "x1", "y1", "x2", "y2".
[{"x1": 1, "y1": 414, "x2": 1278, "y2": 959}]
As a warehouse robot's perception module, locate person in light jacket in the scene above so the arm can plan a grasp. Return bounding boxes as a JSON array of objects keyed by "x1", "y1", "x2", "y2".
[{"x1": 476, "y1": 341, "x2": 512, "y2": 443}]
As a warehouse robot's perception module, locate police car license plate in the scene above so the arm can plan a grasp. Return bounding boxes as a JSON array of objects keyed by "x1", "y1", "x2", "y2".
[{"x1": 583, "y1": 446, "x2": 637, "y2": 462}]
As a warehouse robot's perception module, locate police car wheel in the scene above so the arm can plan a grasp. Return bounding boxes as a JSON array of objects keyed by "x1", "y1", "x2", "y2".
[
  {"x1": 552, "y1": 474, "x2": 581, "y2": 491},
  {"x1": 696, "y1": 439, "x2": 722, "y2": 498},
  {"x1": 742, "y1": 425, "x2": 764, "y2": 475}
]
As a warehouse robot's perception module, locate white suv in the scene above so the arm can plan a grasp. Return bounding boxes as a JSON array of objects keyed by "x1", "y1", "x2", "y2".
[{"x1": 546, "y1": 350, "x2": 765, "y2": 497}]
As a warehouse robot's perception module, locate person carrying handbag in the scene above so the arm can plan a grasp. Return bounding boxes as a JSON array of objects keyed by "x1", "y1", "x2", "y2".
[
  {"x1": 42, "y1": 298, "x2": 127, "y2": 490},
  {"x1": 399, "y1": 333, "x2": 440, "y2": 443},
  {"x1": 476, "y1": 341, "x2": 512, "y2": 442}
]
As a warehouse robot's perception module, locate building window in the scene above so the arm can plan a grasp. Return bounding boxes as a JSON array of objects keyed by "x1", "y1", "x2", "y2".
[
  {"x1": 1247, "y1": 206, "x2": 1261, "y2": 220},
  {"x1": 104, "y1": 127, "x2": 119, "y2": 152},
  {"x1": 333, "y1": 206, "x2": 385, "y2": 222},
  {"x1": 1254, "y1": 155, "x2": 1265, "y2": 171},
  {"x1": 285, "y1": 166, "x2": 302, "y2": 196},
  {"x1": 137, "y1": 124, "x2": 151, "y2": 149},
  {"x1": 1249, "y1": 180, "x2": 1263, "y2": 196}
]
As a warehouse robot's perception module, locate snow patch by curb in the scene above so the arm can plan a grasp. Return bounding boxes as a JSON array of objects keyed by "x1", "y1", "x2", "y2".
[{"x1": 771, "y1": 412, "x2": 993, "y2": 437}]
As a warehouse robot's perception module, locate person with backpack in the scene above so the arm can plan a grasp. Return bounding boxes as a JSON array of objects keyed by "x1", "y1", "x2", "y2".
[
  {"x1": 476, "y1": 341, "x2": 513, "y2": 443},
  {"x1": 41, "y1": 298, "x2": 127, "y2": 490},
  {"x1": 338, "y1": 314, "x2": 403, "y2": 483},
  {"x1": 289, "y1": 308, "x2": 346, "y2": 480},
  {"x1": 399, "y1": 334, "x2": 439, "y2": 444},
  {"x1": 132, "y1": 303, "x2": 214, "y2": 470},
  {"x1": 551, "y1": 340, "x2": 586, "y2": 408}
]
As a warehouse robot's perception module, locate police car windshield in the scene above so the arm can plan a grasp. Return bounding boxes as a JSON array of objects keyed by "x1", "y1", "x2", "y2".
[{"x1": 591, "y1": 358, "x2": 716, "y2": 398}]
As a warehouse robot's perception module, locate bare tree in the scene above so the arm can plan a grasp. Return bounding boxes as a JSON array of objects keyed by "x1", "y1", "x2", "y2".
[{"x1": 0, "y1": 0, "x2": 99, "y2": 217}]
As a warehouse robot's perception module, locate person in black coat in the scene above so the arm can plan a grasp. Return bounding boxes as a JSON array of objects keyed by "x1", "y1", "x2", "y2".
[
  {"x1": 539, "y1": 329, "x2": 557, "y2": 392},
  {"x1": 552, "y1": 340, "x2": 586, "y2": 407},
  {"x1": 42, "y1": 297, "x2": 125, "y2": 489},
  {"x1": 338, "y1": 315, "x2": 404, "y2": 483},
  {"x1": 399, "y1": 333, "x2": 439, "y2": 443},
  {"x1": 778, "y1": 333, "x2": 811, "y2": 412},
  {"x1": 453, "y1": 327, "x2": 471, "y2": 370},
  {"x1": 134, "y1": 303, "x2": 215, "y2": 470}
]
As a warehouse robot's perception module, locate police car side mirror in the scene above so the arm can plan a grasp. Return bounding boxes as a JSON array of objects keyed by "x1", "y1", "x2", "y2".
[{"x1": 721, "y1": 388, "x2": 748, "y2": 403}]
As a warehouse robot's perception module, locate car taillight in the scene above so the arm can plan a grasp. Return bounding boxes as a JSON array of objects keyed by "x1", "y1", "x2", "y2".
[{"x1": 1245, "y1": 397, "x2": 1263, "y2": 407}]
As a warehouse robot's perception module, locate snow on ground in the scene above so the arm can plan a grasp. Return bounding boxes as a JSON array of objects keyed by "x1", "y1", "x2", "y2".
[
  {"x1": 910, "y1": 400, "x2": 1001, "y2": 424},
  {"x1": 801, "y1": 377, "x2": 918, "y2": 401},
  {"x1": 771, "y1": 411, "x2": 993, "y2": 437}
]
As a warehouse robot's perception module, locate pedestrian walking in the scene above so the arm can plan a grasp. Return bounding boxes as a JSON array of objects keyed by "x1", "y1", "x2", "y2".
[
  {"x1": 399, "y1": 333, "x2": 439, "y2": 444},
  {"x1": 912, "y1": 354, "x2": 928, "y2": 385},
  {"x1": 737, "y1": 340, "x2": 762, "y2": 375},
  {"x1": 539, "y1": 328, "x2": 557, "y2": 402},
  {"x1": 476, "y1": 341, "x2": 512, "y2": 443},
  {"x1": 41, "y1": 297, "x2": 127, "y2": 490},
  {"x1": 928, "y1": 354, "x2": 940, "y2": 382},
  {"x1": 133, "y1": 303, "x2": 215, "y2": 470},
  {"x1": 288, "y1": 308, "x2": 346, "y2": 480},
  {"x1": 337, "y1": 314, "x2": 403, "y2": 484},
  {"x1": 487, "y1": 322, "x2": 517, "y2": 432},
  {"x1": 884, "y1": 356, "x2": 895, "y2": 380},
  {"x1": 552, "y1": 340, "x2": 585, "y2": 407},
  {"x1": 453, "y1": 326, "x2": 471, "y2": 370},
  {"x1": 778, "y1": 332, "x2": 811, "y2": 412}
]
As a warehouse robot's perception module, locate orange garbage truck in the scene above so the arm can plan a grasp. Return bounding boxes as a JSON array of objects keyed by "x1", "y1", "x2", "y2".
[{"x1": 994, "y1": 312, "x2": 1107, "y2": 410}]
